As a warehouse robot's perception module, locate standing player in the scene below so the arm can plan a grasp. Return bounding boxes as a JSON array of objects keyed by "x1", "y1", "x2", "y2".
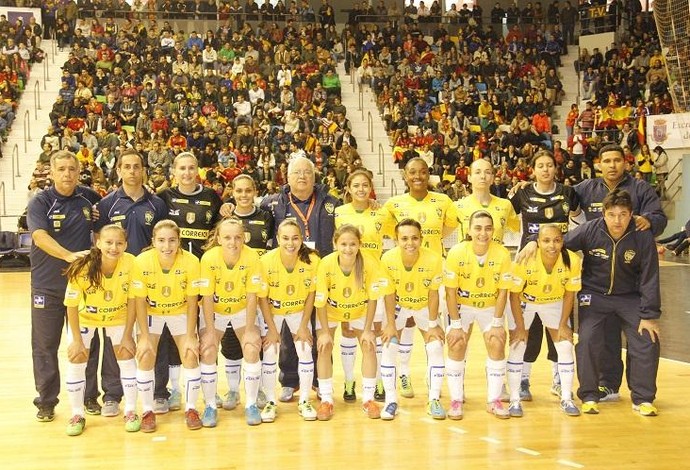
[
  {"x1": 132, "y1": 220, "x2": 202, "y2": 432},
  {"x1": 63, "y1": 225, "x2": 140, "y2": 435},
  {"x1": 379, "y1": 219, "x2": 445, "y2": 420},
  {"x1": 444, "y1": 210, "x2": 513, "y2": 419},
  {"x1": 258, "y1": 220, "x2": 320, "y2": 421},
  {"x1": 383, "y1": 157, "x2": 458, "y2": 398}
]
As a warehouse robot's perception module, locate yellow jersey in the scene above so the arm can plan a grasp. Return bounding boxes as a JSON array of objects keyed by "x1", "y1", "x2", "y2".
[
  {"x1": 131, "y1": 249, "x2": 200, "y2": 316},
  {"x1": 455, "y1": 194, "x2": 519, "y2": 244},
  {"x1": 380, "y1": 246, "x2": 443, "y2": 309},
  {"x1": 199, "y1": 245, "x2": 262, "y2": 315},
  {"x1": 314, "y1": 252, "x2": 382, "y2": 322},
  {"x1": 444, "y1": 241, "x2": 513, "y2": 308},
  {"x1": 334, "y1": 204, "x2": 394, "y2": 258},
  {"x1": 64, "y1": 252, "x2": 136, "y2": 327},
  {"x1": 383, "y1": 192, "x2": 459, "y2": 254},
  {"x1": 258, "y1": 248, "x2": 320, "y2": 315},
  {"x1": 510, "y1": 250, "x2": 582, "y2": 304}
]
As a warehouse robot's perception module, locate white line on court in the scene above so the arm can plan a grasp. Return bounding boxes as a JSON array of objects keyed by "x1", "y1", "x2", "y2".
[
  {"x1": 516, "y1": 447, "x2": 541, "y2": 456},
  {"x1": 557, "y1": 459, "x2": 585, "y2": 468},
  {"x1": 480, "y1": 436, "x2": 501, "y2": 444},
  {"x1": 152, "y1": 436, "x2": 167, "y2": 442},
  {"x1": 448, "y1": 426, "x2": 467, "y2": 434}
]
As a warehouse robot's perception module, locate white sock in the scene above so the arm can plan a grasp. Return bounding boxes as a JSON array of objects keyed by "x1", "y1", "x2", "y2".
[
  {"x1": 200, "y1": 362, "x2": 218, "y2": 409},
  {"x1": 555, "y1": 341, "x2": 575, "y2": 401},
  {"x1": 117, "y1": 358, "x2": 137, "y2": 413},
  {"x1": 318, "y1": 377, "x2": 334, "y2": 404},
  {"x1": 425, "y1": 340, "x2": 445, "y2": 401},
  {"x1": 169, "y1": 364, "x2": 181, "y2": 392},
  {"x1": 445, "y1": 358, "x2": 465, "y2": 402},
  {"x1": 521, "y1": 361, "x2": 533, "y2": 381},
  {"x1": 399, "y1": 326, "x2": 415, "y2": 377},
  {"x1": 340, "y1": 336, "x2": 357, "y2": 383},
  {"x1": 486, "y1": 359, "x2": 506, "y2": 402},
  {"x1": 507, "y1": 341, "x2": 527, "y2": 401},
  {"x1": 295, "y1": 340, "x2": 314, "y2": 403},
  {"x1": 184, "y1": 366, "x2": 201, "y2": 411},
  {"x1": 552, "y1": 360, "x2": 561, "y2": 384},
  {"x1": 261, "y1": 346, "x2": 278, "y2": 403},
  {"x1": 243, "y1": 361, "x2": 261, "y2": 407},
  {"x1": 375, "y1": 336, "x2": 383, "y2": 381},
  {"x1": 137, "y1": 369, "x2": 155, "y2": 413},
  {"x1": 225, "y1": 358, "x2": 242, "y2": 392},
  {"x1": 362, "y1": 376, "x2": 377, "y2": 402},
  {"x1": 380, "y1": 340, "x2": 399, "y2": 404},
  {"x1": 66, "y1": 362, "x2": 87, "y2": 416}
]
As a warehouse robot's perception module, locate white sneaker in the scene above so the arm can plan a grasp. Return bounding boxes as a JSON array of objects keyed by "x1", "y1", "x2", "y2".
[
  {"x1": 260, "y1": 402, "x2": 277, "y2": 423},
  {"x1": 298, "y1": 401, "x2": 317, "y2": 421}
]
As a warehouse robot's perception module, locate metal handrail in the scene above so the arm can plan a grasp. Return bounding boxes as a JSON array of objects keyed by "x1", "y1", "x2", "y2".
[
  {"x1": 34, "y1": 80, "x2": 41, "y2": 120},
  {"x1": 23, "y1": 110, "x2": 31, "y2": 154},
  {"x1": 378, "y1": 143, "x2": 386, "y2": 187},
  {"x1": 367, "y1": 111, "x2": 373, "y2": 140},
  {"x1": 43, "y1": 57, "x2": 49, "y2": 86},
  {"x1": 665, "y1": 158, "x2": 683, "y2": 193},
  {"x1": 11, "y1": 144, "x2": 20, "y2": 191},
  {"x1": 0, "y1": 181, "x2": 5, "y2": 216},
  {"x1": 390, "y1": 178, "x2": 398, "y2": 198}
]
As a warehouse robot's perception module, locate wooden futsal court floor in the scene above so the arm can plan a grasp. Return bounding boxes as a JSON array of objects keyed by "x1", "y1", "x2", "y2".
[{"x1": 1, "y1": 262, "x2": 689, "y2": 469}]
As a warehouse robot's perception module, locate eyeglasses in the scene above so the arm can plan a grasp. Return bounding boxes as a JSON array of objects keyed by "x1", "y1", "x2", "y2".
[{"x1": 289, "y1": 170, "x2": 313, "y2": 177}]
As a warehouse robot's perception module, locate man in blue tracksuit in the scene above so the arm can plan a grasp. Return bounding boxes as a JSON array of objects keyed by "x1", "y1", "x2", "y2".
[{"x1": 564, "y1": 189, "x2": 661, "y2": 415}]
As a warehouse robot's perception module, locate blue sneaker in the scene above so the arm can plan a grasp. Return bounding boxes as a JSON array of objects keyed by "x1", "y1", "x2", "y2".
[
  {"x1": 427, "y1": 399, "x2": 446, "y2": 420},
  {"x1": 245, "y1": 404, "x2": 262, "y2": 426},
  {"x1": 201, "y1": 406, "x2": 218, "y2": 428},
  {"x1": 519, "y1": 379, "x2": 533, "y2": 401},
  {"x1": 509, "y1": 400, "x2": 524, "y2": 418},
  {"x1": 560, "y1": 400, "x2": 581, "y2": 417},
  {"x1": 381, "y1": 402, "x2": 398, "y2": 421}
]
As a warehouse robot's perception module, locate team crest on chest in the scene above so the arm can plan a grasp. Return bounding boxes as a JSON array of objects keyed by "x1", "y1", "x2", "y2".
[
  {"x1": 104, "y1": 290, "x2": 113, "y2": 301},
  {"x1": 624, "y1": 250, "x2": 636, "y2": 263},
  {"x1": 544, "y1": 207, "x2": 554, "y2": 220},
  {"x1": 186, "y1": 212, "x2": 196, "y2": 224},
  {"x1": 405, "y1": 282, "x2": 414, "y2": 292},
  {"x1": 476, "y1": 277, "x2": 485, "y2": 288},
  {"x1": 144, "y1": 211, "x2": 154, "y2": 225},
  {"x1": 543, "y1": 284, "x2": 552, "y2": 293},
  {"x1": 286, "y1": 284, "x2": 295, "y2": 295},
  {"x1": 418, "y1": 212, "x2": 427, "y2": 223},
  {"x1": 225, "y1": 281, "x2": 235, "y2": 291},
  {"x1": 82, "y1": 207, "x2": 91, "y2": 220},
  {"x1": 162, "y1": 286, "x2": 171, "y2": 297},
  {"x1": 244, "y1": 232, "x2": 252, "y2": 243},
  {"x1": 343, "y1": 287, "x2": 352, "y2": 298},
  {"x1": 325, "y1": 202, "x2": 334, "y2": 214},
  {"x1": 206, "y1": 210, "x2": 212, "y2": 224}
]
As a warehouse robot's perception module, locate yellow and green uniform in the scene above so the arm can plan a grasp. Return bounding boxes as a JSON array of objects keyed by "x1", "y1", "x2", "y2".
[
  {"x1": 510, "y1": 250, "x2": 582, "y2": 304},
  {"x1": 380, "y1": 246, "x2": 443, "y2": 309},
  {"x1": 258, "y1": 248, "x2": 320, "y2": 314},
  {"x1": 455, "y1": 194, "x2": 519, "y2": 244},
  {"x1": 335, "y1": 204, "x2": 394, "y2": 259}
]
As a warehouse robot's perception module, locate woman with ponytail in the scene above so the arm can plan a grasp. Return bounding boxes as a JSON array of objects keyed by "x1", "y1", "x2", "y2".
[{"x1": 63, "y1": 225, "x2": 139, "y2": 436}]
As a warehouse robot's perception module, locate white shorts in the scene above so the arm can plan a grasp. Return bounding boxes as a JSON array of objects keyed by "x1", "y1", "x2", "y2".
[
  {"x1": 393, "y1": 305, "x2": 431, "y2": 331},
  {"x1": 199, "y1": 308, "x2": 262, "y2": 332},
  {"x1": 68, "y1": 324, "x2": 127, "y2": 347},
  {"x1": 448, "y1": 305, "x2": 498, "y2": 334},
  {"x1": 267, "y1": 312, "x2": 304, "y2": 336},
  {"x1": 507, "y1": 300, "x2": 568, "y2": 331},
  {"x1": 315, "y1": 316, "x2": 366, "y2": 331},
  {"x1": 147, "y1": 314, "x2": 188, "y2": 336}
]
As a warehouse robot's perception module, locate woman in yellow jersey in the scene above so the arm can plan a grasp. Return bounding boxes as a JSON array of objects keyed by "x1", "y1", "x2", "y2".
[
  {"x1": 335, "y1": 169, "x2": 393, "y2": 404},
  {"x1": 63, "y1": 225, "x2": 138, "y2": 436},
  {"x1": 383, "y1": 157, "x2": 458, "y2": 398},
  {"x1": 198, "y1": 218, "x2": 263, "y2": 427},
  {"x1": 506, "y1": 224, "x2": 582, "y2": 418},
  {"x1": 132, "y1": 220, "x2": 202, "y2": 433},
  {"x1": 314, "y1": 224, "x2": 381, "y2": 421},
  {"x1": 444, "y1": 210, "x2": 513, "y2": 420},
  {"x1": 258, "y1": 220, "x2": 320, "y2": 422},
  {"x1": 379, "y1": 219, "x2": 445, "y2": 421}
]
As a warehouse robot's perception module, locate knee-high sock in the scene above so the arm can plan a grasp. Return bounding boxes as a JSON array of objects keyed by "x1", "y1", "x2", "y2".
[
  {"x1": 243, "y1": 360, "x2": 261, "y2": 407},
  {"x1": 375, "y1": 336, "x2": 383, "y2": 381},
  {"x1": 380, "y1": 340, "x2": 399, "y2": 404},
  {"x1": 118, "y1": 358, "x2": 137, "y2": 413},
  {"x1": 399, "y1": 326, "x2": 415, "y2": 377},
  {"x1": 183, "y1": 366, "x2": 201, "y2": 411},
  {"x1": 425, "y1": 340, "x2": 445, "y2": 401},
  {"x1": 486, "y1": 358, "x2": 507, "y2": 402},
  {"x1": 555, "y1": 341, "x2": 575, "y2": 400},
  {"x1": 507, "y1": 341, "x2": 527, "y2": 401},
  {"x1": 318, "y1": 377, "x2": 334, "y2": 404},
  {"x1": 362, "y1": 377, "x2": 377, "y2": 402},
  {"x1": 225, "y1": 358, "x2": 242, "y2": 392},
  {"x1": 66, "y1": 362, "x2": 87, "y2": 416},
  {"x1": 340, "y1": 336, "x2": 357, "y2": 382},
  {"x1": 261, "y1": 346, "x2": 278, "y2": 403},
  {"x1": 552, "y1": 360, "x2": 561, "y2": 384},
  {"x1": 295, "y1": 340, "x2": 314, "y2": 403},
  {"x1": 445, "y1": 358, "x2": 466, "y2": 402},
  {"x1": 169, "y1": 364, "x2": 181, "y2": 392},
  {"x1": 200, "y1": 362, "x2": 218, "y2": 409},
  {"x1": 137, "y1": 369, "x2": 155, "y2": 413}
]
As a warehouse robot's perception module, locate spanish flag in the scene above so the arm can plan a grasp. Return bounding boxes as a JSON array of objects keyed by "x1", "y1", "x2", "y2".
[{"x1": 637, "y1": 115, "x2": 646, "y2": 145}]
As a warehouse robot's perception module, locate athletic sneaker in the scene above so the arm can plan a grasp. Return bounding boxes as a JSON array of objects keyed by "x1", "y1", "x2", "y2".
[
  {"x1": 279, "y1": 386, "x2": 296, "y2": 403},
  {"x1": 201, "y1": 406, "x2": 218, "y2": 428},
  {"x1": 508, "y1": 400, "x2": 524, "y2": 418},
  {"x1": 448, "y1": 400, "x2": 463, "y2": 420},
  {"x1": 427, "y1": 399, "x2": 446, "y2": 420},
  {"x1": 84, "y1": 398, "x2": 102, "y2": 416},
  {"x1": 400, "y1": 375, "x2": 414, "y2": 398},
  {"x1": 185, "y1": 408, "x2": 203, "y2": 430},
  {"x1": 223, "y1": 391, "x2": 240, "y2": 411},
  {"x1": 102, "y1": 400, "x2": 120, "y2": 417},
  {"x1": 582, "y1": 401, "x2": 599, "y2": 414},
  {"x1": 245, "y1": 404, "x2": 262, "y2": 426},
  {"x1": 374, "y1": 381, "x2": 386, "y2": 402},
  {"x1": 66, "y1": 415, "x2": 86, "y2": 436},
  {"x1": 560, "y1": 400, "x2": 581, "y2": 417},
  {"x1": 487, "y1": 399, "x2": 510, "y2": 419},
  {"x1": 551, "y1": 382, "x2": 562, "y2": 397},
  {"x1": 140, "y1": 411, "x2": 156, "y2": 433},
  {"x1": 168, "y1": 389, "x2": 182, "y2": 411},
  {"x1": 215, "y1": 394, "x2": 223, "y2": 408},
  {"x1": 153, "y1": 398, "x2": 169, "y2": 414},
  {"x1": 256, "y1": 390, "x2": 268, "y2": 409},
  {"x1": 316, "y1": 401, "x2": 334, "y2": 421},
  {"x1": 261, "y1": 402, "x2": 277, "y2": 423},
  {"x1": 598, "y1": 386, "x2": 620, "y2": 402},
  {"x1": 343, "y1": 380, "x2": 356, "y2": 402},
  {"x1": 36, "y1": 405, "x2": 55, "y2": 422},
  {"x1": 298, "y1": 401, "x2": 317, "y2": 421},
  {"x1": 632, "y1": 402, "x2": 658, "y2": 417},
  {"x1": 362, "y1": 400, "x2": 381, "y2": 419},
  {"x1": 124, "y1": 411, "x2": 141, "y2": 432},
  {"x1": 381, "y1": 402, "x2": 398, "y2": 421},
  {"x1": 519, "y1": 379, "x2": 533, "y2": 401}
]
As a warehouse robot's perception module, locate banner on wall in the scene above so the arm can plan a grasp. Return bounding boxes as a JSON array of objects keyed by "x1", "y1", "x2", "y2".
[
  {"x1": 646, "y1": 112, "x2": 690, "y2": 149},
  {"x1": 0, "y1": 7, "x2": 42, "y2": 27}
]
